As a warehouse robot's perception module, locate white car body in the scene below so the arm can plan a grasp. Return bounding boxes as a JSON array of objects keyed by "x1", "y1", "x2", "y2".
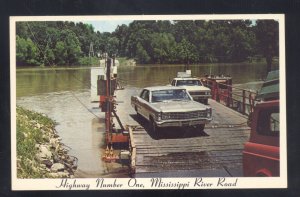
[
  {"x1": 131, "y1": 86, "x2": 212, "y2": 133},
  {"x1": 171, "y1": 77, "x2": 211, "y2": 104}
]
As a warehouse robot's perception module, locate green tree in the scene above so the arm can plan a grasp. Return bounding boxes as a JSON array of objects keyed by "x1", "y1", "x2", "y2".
[
  {"x1": 15, "y1": 20, "x2": 268, "y2": 66},
  {"x1": 16, "y1": 36, "x2": 40, "y2": 66},
  {"x1": 107, "y1": 37, "x2": 119, "y2": 56},
  {"x1": 54, "y1": 41, "x2": 67, "y2": 65},
  {"x1": 255, "y1": 20, "x2": 279, "y2": 72},
  {"x1": 172, "y1": 20, "x2": 197, "y2": 42},
  {"x1": 44, "y1": 45, "x2": 55, "y2": 66},
  {"x1": 55, "y1": 29, "x2": 82, "y2": 65},
  {"x1": 228, "y1": 26, "x2": 255, "y2": 62},
  {"x1": 16, "y1": 36, "x2": 27, "y2": 63},
  {"x1": 16, "y1": 22, "x2": 29, "y2": 39},
  {"x1": 174, "y1": 38, "x2": 198, "y2": 65},
  {"x1": 70, "y1": 22, "x2": 95, "y2": 56},
  {"x1": 149, "y1": 33, "x2": 176, "y2": 63},
  {"x1": 136, "y1": 42, "x2": 150, "y2": 63},
  {"x1": 113, "y1": 24, "x2": 129, "y2": 56}
]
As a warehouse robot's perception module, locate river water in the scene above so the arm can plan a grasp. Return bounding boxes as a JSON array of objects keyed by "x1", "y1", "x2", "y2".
[{"x1": 16, "y1": 63, "x2": 273, "y2": 177}]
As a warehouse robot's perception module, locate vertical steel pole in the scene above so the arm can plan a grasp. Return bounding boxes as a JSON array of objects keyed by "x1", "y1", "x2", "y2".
[
  {"x1": 227, "y1": 81, "x2": 230, "y2": 107},
  {"x1": 216, "y1": 82, "x2": 219, "y2": 102},
  {"x1": 107, "y1": 58, "x2": 111, "y2": 96},
  {"x1": 106, "y1": 58, "x2": 111, "y2": 144},
  {"x1": 242, "y1": 90, "x2": 246, "y2": 114}
]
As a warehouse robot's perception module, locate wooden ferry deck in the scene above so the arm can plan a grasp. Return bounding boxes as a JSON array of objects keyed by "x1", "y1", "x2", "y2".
[{"x1": 115, "y1": 90, "x2": 250, "y2": 177}]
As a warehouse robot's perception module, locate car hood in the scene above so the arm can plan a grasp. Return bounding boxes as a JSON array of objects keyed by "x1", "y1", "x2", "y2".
[
  {"x1": 152, "y1": 100, "x2": 208, "y2": 112},
  {"x1": 181, "y1": 85, "x2": 211, "y2": 92}
]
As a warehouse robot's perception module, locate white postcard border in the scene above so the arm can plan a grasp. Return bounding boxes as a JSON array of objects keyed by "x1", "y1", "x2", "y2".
[{"x1": 10, "y1": 14, "x2": 287, "y2": 190}]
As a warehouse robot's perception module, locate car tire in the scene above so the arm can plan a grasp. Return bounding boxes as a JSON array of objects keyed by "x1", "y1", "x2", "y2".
[
  {"x1": 135, "y1": 107, "x2": 142, "y2": 119},
  {"x1": 196, "y1": 124, "x2": 205, "y2": 132},
  {"x1": 257, "y1": 173, "x2": 268, "y2": 177},
  {"x1": 149, "y1": 117, "x2": 159, "y2": 138}
]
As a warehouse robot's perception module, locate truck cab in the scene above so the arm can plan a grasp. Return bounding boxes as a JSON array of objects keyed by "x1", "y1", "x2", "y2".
[
  {"x1": 171, "y1": 71, "x2": 211, "y2": 105},
  {"x1": 243, "y1": 70, "x2": 280, "y2": 177}
]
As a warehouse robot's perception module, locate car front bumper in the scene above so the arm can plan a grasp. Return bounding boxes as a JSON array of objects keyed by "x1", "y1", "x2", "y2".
[
  {"x1": 155, "y1": 118, "x2": 212, "y2": 127},
  {"x1": 191, "y1": 95, "x2": 211, "y2": 100}
]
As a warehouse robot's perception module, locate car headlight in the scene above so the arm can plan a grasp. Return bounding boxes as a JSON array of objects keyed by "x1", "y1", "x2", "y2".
[
  {"x1": 207, "y1": 108, "x2": 212, "y2": 118},
  {"x1": 162, "y1": 113, "x2": 171, "y2": 120},
  {"x1": 157, "y1": 112, "x2": 162, "y2": 121}
]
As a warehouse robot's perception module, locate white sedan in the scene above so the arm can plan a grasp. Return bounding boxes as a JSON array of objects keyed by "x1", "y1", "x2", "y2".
[{"x1": 131, "y1": 86, "x2": 212, "y2": 134}]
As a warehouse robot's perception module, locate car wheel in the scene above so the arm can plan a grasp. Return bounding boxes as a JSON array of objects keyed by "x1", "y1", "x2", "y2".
[
  {"x1": 135, "y1": 107, "x2": 142, "y2": 119},
  {"x1": 196, "y1": 124, "x2": 205, "y2": 132},
  {"x1": 149, "y1": 117, "x2": 159, "y2": 138},
  {"x1": 257, "y1": 173, "x2": 268, "y2": 177}
]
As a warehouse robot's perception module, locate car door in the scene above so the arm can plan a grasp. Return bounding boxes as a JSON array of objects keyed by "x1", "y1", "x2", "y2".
[
  {"x1": 138, "y1": 89, "x2": 150, "y2": 119},
  {"x1": 243, "y1": 103, "x2": 280, "y2": 176}
]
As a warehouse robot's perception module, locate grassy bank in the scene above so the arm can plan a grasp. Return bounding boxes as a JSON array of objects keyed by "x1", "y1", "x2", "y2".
[
  {"x1": 118, "y1": 57, "x2": 136, "y2": 66},
  {"x1": 17, "y1": 106, "x2": 76, "y2": 178},
  {"x1": 17, "y1": 106, "x2": 56, "y2": 178},
  {"x1": 16, "y1": 57, "x2": 136, "y2": 71}
]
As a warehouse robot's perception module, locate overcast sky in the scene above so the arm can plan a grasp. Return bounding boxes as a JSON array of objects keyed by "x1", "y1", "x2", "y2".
[
  {"x1": 81, "y1": 20, "x2": 133, "y2": 33},
  {"x1": 77, "y1": 19, "x2": 258, "y2": 33}
]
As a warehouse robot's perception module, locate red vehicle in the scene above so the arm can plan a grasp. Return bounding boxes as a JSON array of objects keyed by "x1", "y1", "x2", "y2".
[{"x1": 243, "y1": 70, "x2": 280, "y2": 177}]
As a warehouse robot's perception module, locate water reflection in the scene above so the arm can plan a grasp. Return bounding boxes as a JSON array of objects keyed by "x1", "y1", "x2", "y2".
[
  {"x1": 15, "y1": 63, "x2": 276, "y2": 177},
  {"x1": 17, "y1": 68, "x2": 90, "y2": 97},
  {"x1": 16, "y1": 63, "x2": 274, "y2": 97}
]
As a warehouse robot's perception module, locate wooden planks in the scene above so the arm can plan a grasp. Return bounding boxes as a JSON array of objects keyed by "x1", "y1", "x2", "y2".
[{"x1": 127, "y1": 99, "x2": 250, "y2": 177}]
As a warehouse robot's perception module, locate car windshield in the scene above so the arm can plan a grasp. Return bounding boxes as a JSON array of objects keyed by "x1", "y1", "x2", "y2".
[
  {"x1": 177, "y1": 80, "x2": 201, "y2": 86},
  {"x1": 151, "y1": 89, "x2": 191, "y2": 102}
]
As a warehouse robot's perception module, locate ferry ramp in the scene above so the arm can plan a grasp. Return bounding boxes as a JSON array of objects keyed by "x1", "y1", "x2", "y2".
[{"x1": 115, "y1": 89, "x2": 250, "y2": 177}]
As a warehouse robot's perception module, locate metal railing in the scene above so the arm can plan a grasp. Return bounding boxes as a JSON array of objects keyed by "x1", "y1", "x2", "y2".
[{"x1": 203, "y1": 78, "x2": 259, "y2": 116}]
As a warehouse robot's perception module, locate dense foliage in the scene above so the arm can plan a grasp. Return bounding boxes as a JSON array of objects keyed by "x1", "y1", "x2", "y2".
[{"x1": 16, "y1": 20, "x2": 279, "y2": 71}]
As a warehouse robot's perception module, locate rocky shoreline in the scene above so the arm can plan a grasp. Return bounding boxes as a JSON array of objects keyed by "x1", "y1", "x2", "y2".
[{"x1": 17, "y1": 106, "x2": 77, "y2": 178}]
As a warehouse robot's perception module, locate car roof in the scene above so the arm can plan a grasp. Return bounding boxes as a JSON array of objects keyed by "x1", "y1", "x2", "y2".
[
  {"x1": 144, "y1": 86, "x2": 185, "y2": 91},
  {"x1": 256, "y1": 70, "x2": 279, "y2": 101}
]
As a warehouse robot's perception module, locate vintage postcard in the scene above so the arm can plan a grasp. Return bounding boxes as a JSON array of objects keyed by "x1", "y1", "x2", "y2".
[{"x1": 10, "y1": 14, "x2": 286, "y2": 190}]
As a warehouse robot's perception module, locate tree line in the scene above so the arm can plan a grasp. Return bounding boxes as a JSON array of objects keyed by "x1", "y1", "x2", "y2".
[{"x1": 16, "y1": 20, "x2": 279, "y2": 71}]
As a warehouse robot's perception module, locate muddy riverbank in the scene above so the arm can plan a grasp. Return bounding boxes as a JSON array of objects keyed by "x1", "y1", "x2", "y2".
[
  {"x1": 17, "y1": 91, "x2": 130, "y2": 178},
  {"x1": 16, "y1": 106, "x2": 77, "y2": 178}
]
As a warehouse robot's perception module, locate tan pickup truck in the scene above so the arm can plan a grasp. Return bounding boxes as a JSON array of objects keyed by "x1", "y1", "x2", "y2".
[{"x1": 171, "y1": 72, "x2": 211, "y2": 105}]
